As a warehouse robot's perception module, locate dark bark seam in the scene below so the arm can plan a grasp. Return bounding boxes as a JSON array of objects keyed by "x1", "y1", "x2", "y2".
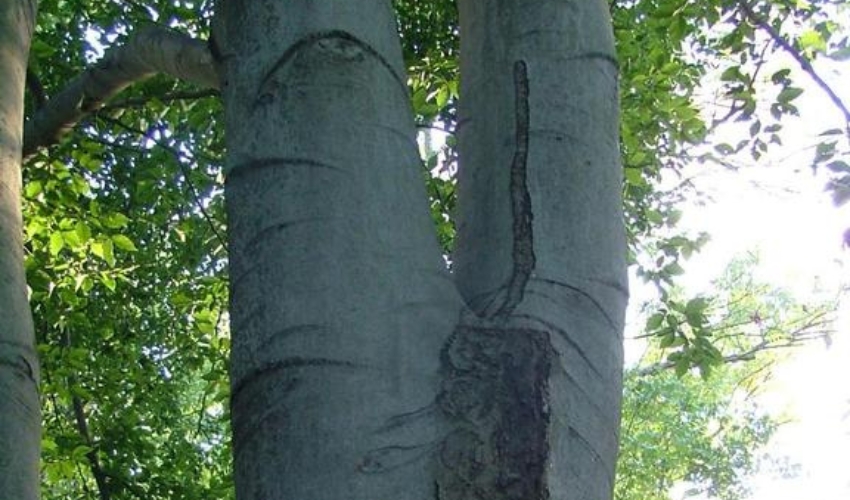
[
  {"x1": 565, "y1": 51, "x2": 619, "y2": 69},
  {"x1": 226, "y1": 156, "x2": 350, "y2": 179},
  {"x1": 245, "y1": 216, "x2": 335, "y2": 255},
  {"x1": 0, "y1": 340, "x2": 37, "y2": 382},
  {"x1": 495, "y1": 60, "x2": 535, "y2": 319},
  {"x1": 530, "y1": 278, "x2": 618, "y2": 330},
  {"x1": 513, "y1": 313, "x2": 604, "y2": 379},
  {"x1": 231, "y1": 356, "x2": 364, "y2": 406}
]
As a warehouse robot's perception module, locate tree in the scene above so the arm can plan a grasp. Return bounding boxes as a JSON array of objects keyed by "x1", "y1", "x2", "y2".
[
  {"x1": 4, "y1": 1, "x2": 847, "y2": 499},
  {"x1": 3, "y1": 0, "x2": 628, "y2": 499},
  {"x1": 1, "y1": 2, "x2": 40, "y2": 499},
  {"x1": 617, "y1": 253, "x2": 837, "y2": 500}
]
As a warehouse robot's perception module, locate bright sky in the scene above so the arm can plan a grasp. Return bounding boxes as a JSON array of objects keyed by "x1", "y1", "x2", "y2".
[
  {"x1": 627, "y1": 36, "x2": 850, "y2": 500},
  {"x1": 669, "y1": 154, "x2": 850, "y2": 500}
]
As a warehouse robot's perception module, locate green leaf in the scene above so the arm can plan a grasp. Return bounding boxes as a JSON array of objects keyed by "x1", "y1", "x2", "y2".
[
  {"x1": 100, "y1": 273, "x2": 117, "y2": 292},
  {"x1": 749, "y1": 120, "x2": 761, "y2": 137},
  {"x1": 665, "y1": 261, "x2": 685, "y2": 276},
  {"x1": 27, "y1": 220, "x2": 46, "y2": 239},
  {"x1": 25, "y1": 181, "x2": 43, "y2": 198},
  {"x1": 777, "y1": 86, "x2": 803, "y2": 103},
  {"x1": 798, "y1": 29, "x2": 826, "y2": 53},
  {"x1": 685, "y1": 297, "x2": 710, "y2": 317},
  {"x1": 646, "y1": 312, "x2": 665, "y2": 331},
  {"x1": 826, "y1": 160, "x2": 850, "y2": 173},
  {"x1": 714, "y1": 143, "x2": 734, "y2": 155},
  {"x1": 103, "y1": 213, "x2": 131, "y2": 229},
  {"x1": 674, "y1": 356, "x2": 690, "y2": 377},
  {"x1": 74, "y1": 274, "x2": 91, "y2": 292},
  {"x1": 91, "y1": 238, "x2": 116, "y2": 266},
  {"x1": 75, "y1": 222, "x2": 92, "y2": 244},
  {"x1": 720, "y1": 66, "x2": 742, "y2": 82},
  {"x1": 828, "y1": 46, "x2": 850, "y2": 61},
  {"x1": 112, "y1": 234, "x2": 138, "y2": 252},
  {"x1": 771, "y1": 68, "x2": 791, "y2": 84},
  {"x1": 62, "y1": 230, "x2": 81, "y2": 249},
  {"x1": 49, "y1": 233, "x2": 64, "y2": 256}
]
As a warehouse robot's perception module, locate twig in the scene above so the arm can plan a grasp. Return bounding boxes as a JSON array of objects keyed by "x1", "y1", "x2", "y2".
[
  {"x1": 98, "y1": 116, "x2": 226, "y2": 249},
  {"x1": 739, "y1": 1, "x2": 850, "y2": 136}
]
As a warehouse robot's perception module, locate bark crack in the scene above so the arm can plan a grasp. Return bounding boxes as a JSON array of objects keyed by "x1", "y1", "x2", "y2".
[
  {"x1": 255, "y1": 30, "x2": 407, "y2": 108},
  {"x1": 231, "y1": 356, "x2": 365, "y2": 407},
  {"x1": 495, "y1": 60, "x2": 535, "y2": 319}
]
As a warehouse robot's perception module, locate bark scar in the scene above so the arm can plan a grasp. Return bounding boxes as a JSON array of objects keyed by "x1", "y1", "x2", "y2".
[
  {"x1": 495, "y1": 60, "x2": 535, "y2": 319},
  {"x1": 254, "y1": 30, "x2": 407, "y2": 108}
]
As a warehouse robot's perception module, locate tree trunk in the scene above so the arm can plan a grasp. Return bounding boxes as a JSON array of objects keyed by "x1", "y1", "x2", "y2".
[
  {"x1": 0, "y1": 1, "x2": 41, "y2": 499},
  {"x1": 452, "y1": 0, "x2": 627, "y2": 498},
  {"x1": 217, "y1": 1, "x2": 626, "y2": 500},
  {"x1": 215, "y1": 1, "x2": 464, "y2": 498}
]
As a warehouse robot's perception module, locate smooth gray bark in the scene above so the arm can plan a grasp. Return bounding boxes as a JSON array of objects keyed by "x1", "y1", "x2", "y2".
[
  {"x1": 2, "y1": 0, "x2": 628, "y2": 498},
  {"x1": 452, "y1": 0, "x2": 628, "y2": 498},
  {"x1": 216, "y1": 1, "x2": 464, "y2": 499},
  {"x1": 0, "y1": 1, "x2": 41, "y2": 499},
  {"x1": 218, "y1": 1, "x2": 627, "y2": 500}
]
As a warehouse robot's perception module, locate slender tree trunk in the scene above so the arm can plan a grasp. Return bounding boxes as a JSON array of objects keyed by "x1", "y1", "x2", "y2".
[
  {"x1": 0, "y1": 1, "x2": 41, "y2": 499},
  {"x1": 215, "y1": 1, "x2": 464, "y2": 498},
  {"x1": 443, "y1": 0, "x2": 627, "y2": 498}
]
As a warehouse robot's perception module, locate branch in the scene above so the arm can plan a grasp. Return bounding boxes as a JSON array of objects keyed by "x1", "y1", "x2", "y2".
[
  {"x1": 633, "y1": 340, "x2": 791, "y2": 377},
  {"x1": 635, "y1": 315, "x2": 833, "y2": 377},
  {"x1": 100, "y1": 89, "x2": 219, "y2": 112},
  {"x1": 739, "y1": 1, "x2": 850, "y2": 136},
  {"x1": 23, "y1": 25, "x2": 218, "y2": 159},
  {"x1": 26, "y1": 68, "x2": 47, "y2": 109},
  {"x1": 62, "y1": 330, "x2": 111, "y2": 500}
]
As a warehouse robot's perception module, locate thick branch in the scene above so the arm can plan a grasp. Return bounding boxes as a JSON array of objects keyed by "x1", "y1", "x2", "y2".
[{"x1": 23, "y1": 25, "x2": 218, "y2": 159}]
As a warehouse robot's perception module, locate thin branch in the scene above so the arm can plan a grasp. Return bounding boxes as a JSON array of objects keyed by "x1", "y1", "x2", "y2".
[
  {"x1": 634, "y1": 340, "x2": 790, "y2": 377},
  {"x1": 24, "y1": 25, "x2": 218, "y2": 159},
  {"x1": 739, "y1": 1, "x2": 850, "y2": 136},
  {"x1": 100, "y1": 88, "x2": 219, "y2": 112},
  {"x1": 61, "y1": 330, "x2": 111, "y2": 500}
]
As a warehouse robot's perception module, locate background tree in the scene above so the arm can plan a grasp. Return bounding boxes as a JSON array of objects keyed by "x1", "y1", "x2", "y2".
[{"x1": 617, "y1": 253, "x2": 837, "y2": 500}]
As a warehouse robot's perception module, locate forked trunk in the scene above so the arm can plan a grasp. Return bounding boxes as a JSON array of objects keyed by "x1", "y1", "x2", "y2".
[{"x1": 217, "y1": 0, "x2": 627, "y2": 499}]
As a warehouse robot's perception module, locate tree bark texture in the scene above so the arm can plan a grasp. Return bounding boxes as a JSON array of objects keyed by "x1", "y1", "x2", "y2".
[
  {"x1": 218, "y1": 0, "x2": 627, "y2": 500},
  {"x1": 444, "y1": 1, "x2": 627, "y2": 498},
  {"x1": 216, "y1": 1, "x2": 464, "y2": 499},
  {"x1": 0, "y1": 1, "x2": 41, "y2": 499}
]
